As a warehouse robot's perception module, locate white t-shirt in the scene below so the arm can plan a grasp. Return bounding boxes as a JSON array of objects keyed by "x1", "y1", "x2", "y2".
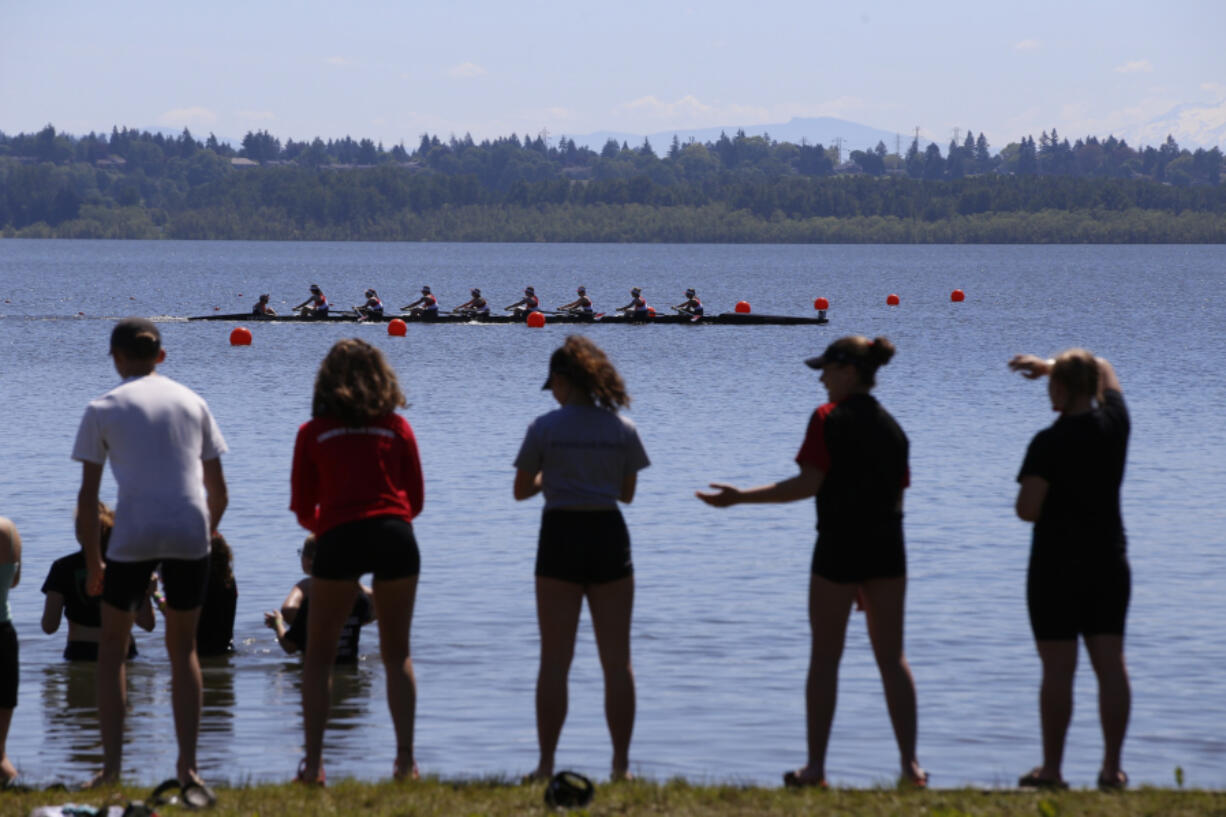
[
  {"x1": 514, "y1": 404, "x2": 649, "y2": 510},
  {"x1": 72, "y1": 374, "x2": 228, "y2": 562}
]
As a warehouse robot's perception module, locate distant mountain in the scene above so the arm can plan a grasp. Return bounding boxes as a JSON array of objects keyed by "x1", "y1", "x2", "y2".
[
  {"x1": 1121, "y1": 99, "x2": 1226, "y2": 151},
  {"x1": 564, "y1": 117, "x2": 913, "y2": 155}
]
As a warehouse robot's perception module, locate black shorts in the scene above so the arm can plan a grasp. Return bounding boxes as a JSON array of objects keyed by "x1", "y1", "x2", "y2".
[
  {"x1": 1028, "y1": 551, "x2": 1130, "y2": 640},
  {"x1": 811, "y1": 530, "x2": 906, "y2": 584},
  {"x1": 63, "y1": 640, "x2": 139, "y2": 661},
  {"x1": 536, "y1": 508, "x2": 633, "y2": 586},
  {"x1": 0, "y1": 621, "x2": 17, "y2": 709},
  {"x1": 313, "y1": 516, "x2": 420, "y2": 581},
  {"x1": 103, "y1": 556, "x2": 210, "y2": 612}
]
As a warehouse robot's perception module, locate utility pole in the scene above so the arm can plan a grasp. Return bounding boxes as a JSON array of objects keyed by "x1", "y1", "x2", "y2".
[
  {"x1": 539, "y1": 127, "x2": 551, "y2": 149},
  {"x1": 832, "y1": 136, "x2": 844, "y2": 164},
  {"x1": 953, "y1": 127, "x2": 961, "y2": 145}
]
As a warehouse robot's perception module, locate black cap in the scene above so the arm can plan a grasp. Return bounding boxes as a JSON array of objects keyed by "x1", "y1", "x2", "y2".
[
  {"x1": 804, "y1": 341, "x2": 855, "y2": 370},
  {"x1": 309, "y1": 284, "x2": 322, "y2": 293},
  {"x1": 110, "y1": 317, "x2": 161, "y2": 359}
]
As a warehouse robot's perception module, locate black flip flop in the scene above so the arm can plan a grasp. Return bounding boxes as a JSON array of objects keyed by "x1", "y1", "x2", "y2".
[
  {"x1": 544, "y1": 771, "x2": 594, "y2": 808},
  {"x1": 150, "y1": 777, "x2": 181, "y2": 806},
  {"x1": 181, "y1": 778, "x2": 218, "y2": 809}
]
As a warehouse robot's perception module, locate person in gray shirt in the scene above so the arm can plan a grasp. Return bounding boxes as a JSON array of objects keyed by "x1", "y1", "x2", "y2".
[{"x1": 514, "y1": 335, "x2": 649, "y2": 783}]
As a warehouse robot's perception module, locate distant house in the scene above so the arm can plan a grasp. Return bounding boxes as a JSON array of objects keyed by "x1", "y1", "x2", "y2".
[
  {"x1": 834, "y1": 160, "x2": 863, "y2": 176},
  {"x1": 95, "y1": 155, "x2": 127, "y2": 168},
  {"x1": 230, "y1": 157, "x2": 259, "y2": 168}
]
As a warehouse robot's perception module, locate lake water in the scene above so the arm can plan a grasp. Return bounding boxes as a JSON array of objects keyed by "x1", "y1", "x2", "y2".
[{"x1": 1, "y1": 240, "x2": 1224, "y2": 789}]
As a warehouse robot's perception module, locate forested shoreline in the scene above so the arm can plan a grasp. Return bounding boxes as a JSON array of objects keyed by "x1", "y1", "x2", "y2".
[{"x1": 2, "y1": 124, "x2": 1223, "y2": 242}]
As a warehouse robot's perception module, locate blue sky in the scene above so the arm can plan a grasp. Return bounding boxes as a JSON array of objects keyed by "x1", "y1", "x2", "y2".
[{"x1": 2, "y1": 0, "x2": 1224, "y2": 149}]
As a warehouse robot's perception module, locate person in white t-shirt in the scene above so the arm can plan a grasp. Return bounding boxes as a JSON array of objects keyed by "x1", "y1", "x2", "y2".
[{"x1": 73, "y1": 318, "x2": 228, "y2": 800}]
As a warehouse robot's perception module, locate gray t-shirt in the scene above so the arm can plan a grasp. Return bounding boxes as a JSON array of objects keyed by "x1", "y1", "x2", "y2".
[{"x1": 514, "y1": 404, "x2": 649, "y2": 510}]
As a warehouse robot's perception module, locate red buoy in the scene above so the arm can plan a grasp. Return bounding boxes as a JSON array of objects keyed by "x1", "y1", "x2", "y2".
[
  {"x1": 387, "y1": 318, "x2": 407, "y2": 336},
  {"x1": 526, "y1": 311, "x2": 546, "y2": 328},
  {"x1": 229, "y1": 327, "x2": 253, "y2": 346},
  {"x1": 734, "y1": 300, "x2": 751, "y2": 313},
  {"x1": 951, "y1": 289, "x2": 966, "y2": 302},
  {"x1": 886, "y1": 294, "x2": 900, "y2": 306},
  {"x1": 646, "y1": 306, "x2": 656, "y2": 317},
  {"x1": 814, "y1": 297, "x2": 829, "y2": 311}
]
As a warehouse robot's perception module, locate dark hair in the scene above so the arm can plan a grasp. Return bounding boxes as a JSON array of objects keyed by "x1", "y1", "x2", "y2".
[
  {"x1": 110, "y1": 318, "x2": 161, "y2": 361},
  {"x1": 312, "y1": 338, "x2": 407, "y2": 426},
  {"x1": 209, "y1": 533, "x2": 236, "y2": 588},
  {"x1": 549, "y1": 335, "x2": 630, "y2": 410},
  {"x1": 301, "y1": 534, "x2": 317, "y2": 561},
  {"x1": 829, "y1": 335, "x2": 896, "y2": 387},
  {"x1": 1050, "y1": 348, "x2": 1100, "y2": 402}
]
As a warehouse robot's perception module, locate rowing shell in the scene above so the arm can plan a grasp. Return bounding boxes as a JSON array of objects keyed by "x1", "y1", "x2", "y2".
[{"x1": 188, "y1": 311, "x2": 829, "y2": 326}]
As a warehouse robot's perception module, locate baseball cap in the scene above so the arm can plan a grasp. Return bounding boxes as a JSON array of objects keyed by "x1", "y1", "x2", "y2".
[{"x1": 804, "y1": 341, "x2": 856, "y2": 370}]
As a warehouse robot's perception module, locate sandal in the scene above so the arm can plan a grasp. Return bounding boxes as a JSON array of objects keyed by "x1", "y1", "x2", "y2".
[
  {"x1": 181, "y1": 775, "x2": 218, "y2": 809},
  {"x1": 393, "y1": 754, "x2": 419, "y2": 782},
  {"x1": 149, "y1": 778, "x2": 181, "y2": 806},
  {"x1": 1018, "y1": 768, "x2": 1068, "y2": 790},
  {"x1": 1097, "y1": 770, "x2": 1128, "y2": 791},
  {"x1": 899, "y1": 769, "x2": 929, "y2": 789},
  {"x1": 295, "y1": 758, "x2": 326, "y2": 787},
  {"x1": 782, "y1": 770, "x2": 828, "y2": 789}
]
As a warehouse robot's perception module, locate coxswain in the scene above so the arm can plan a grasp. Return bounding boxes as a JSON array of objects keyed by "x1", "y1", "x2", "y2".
[
  {"x1": 505, "y1": 286, "x2": 540, "y2": 318},
  {"x1": 454, "y1": 288, "x2": 491, "y2": 317},
  {"x1": 402, "y1": 286, "x2": 440, "y2": 318},
  {"x1": 355, "y1": 288, "x2": 384, "y2": 321},
  {"x1": 672, "y1": 288, "x2": 704, "y2": 318},
  {"x1": 618, "y1": 287, "x2": 650, "y2": 319},
  {"x1": 557, "y1": 286, "x2": 595, "y2": 317},
  {"x1": 293, "y1": 284, "x2": 330, "y2": 317},
  {"x1": 252, "y1": 293, "x2": 277, "y2": 317}
]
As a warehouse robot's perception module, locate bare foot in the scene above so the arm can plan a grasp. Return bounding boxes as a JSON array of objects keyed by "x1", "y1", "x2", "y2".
[
  {"x1": 394, "y1": 754, "x2": 419, "y2": 782},
  {"x1": 521, "y1": 768, "x2": 552, "y2": 784},
  {"x1": 611, "y1": 769, "x2": 634, "y2": 782},
  {"x1": 84, "y1": 769, "x2": 120, "y2": 789}
]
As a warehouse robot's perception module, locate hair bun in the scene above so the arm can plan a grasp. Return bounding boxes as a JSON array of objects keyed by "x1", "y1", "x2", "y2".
[{"x1": 868, "y1": 336, "x2": 896, "y2": 366}]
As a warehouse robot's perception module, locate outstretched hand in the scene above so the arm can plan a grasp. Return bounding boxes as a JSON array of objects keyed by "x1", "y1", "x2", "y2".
[
  {"x1": 696, "y1": 482, "x2": 742, "y2": 508},
  {"x1": 1008, "y1": 354, "x2": 1050, "y2": 379}
]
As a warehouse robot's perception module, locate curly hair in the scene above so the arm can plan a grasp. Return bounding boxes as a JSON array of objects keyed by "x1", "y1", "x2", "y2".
[
  {"x1": 312, "y1": 338, "x2": 407, "y2": 426},
  {"x1": 548, "y1": 335, "x2": 630, "y2": 410}
]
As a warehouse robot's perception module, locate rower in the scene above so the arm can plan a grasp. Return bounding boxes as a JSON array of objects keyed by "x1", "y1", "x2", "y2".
[
  {"x1": 617, "y1": 287, "x2": 650, "y2": 320},
  {"x1": 252, "y1": 293, "x2": 277, "y2": 317},
  {"x1": 293, "y1": 284, "x2": 330, "y2": 317},
  {"x1": 355, "y1": 288, "x2": 384, "y2": 321},
  {"x1": 672, "y1": 288, "x2": 704, "y2": 318},
  {"x1": 557, "y1": 286, "x2": 595, "y2": 317},
  {"x1": 454, "y1": 288, "x2": 491, "y2": 317},
  {"x1": 505, "y1": 286, "x2": 540, "y2": 318},
  {"x1": 402, "y1": 286, "x2": 440, "y2": 318}
]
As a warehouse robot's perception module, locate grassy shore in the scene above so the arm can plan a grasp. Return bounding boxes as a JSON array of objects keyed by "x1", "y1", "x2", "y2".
[{"x1": 6, "y1": 778, "x2": 1224, "y2": 816}]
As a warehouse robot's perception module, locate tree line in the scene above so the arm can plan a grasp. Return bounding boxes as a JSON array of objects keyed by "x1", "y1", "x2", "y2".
[{"x1": 1, "y1": 124, "x2": 1223, "y2": 242}]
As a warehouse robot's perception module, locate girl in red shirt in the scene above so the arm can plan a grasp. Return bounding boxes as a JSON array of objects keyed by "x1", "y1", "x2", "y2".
[{"x1": 290, "y1": 338, "x2": 424, "y2": 784}]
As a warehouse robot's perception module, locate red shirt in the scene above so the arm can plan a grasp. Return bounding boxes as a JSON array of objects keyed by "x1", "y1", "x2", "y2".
[{"x1": 290, "y1": 413, "x2": 423, "y2": 535}]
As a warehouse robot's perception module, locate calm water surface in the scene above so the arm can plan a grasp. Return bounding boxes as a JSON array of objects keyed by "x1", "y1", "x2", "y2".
[{"x1": 0, "y1": 240, "x2": 1224, "y2": 788}]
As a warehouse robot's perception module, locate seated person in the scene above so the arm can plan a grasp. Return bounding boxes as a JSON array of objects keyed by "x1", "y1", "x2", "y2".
[
  {"x1": 293, "y1": 285, "x2": 330, "y2": 317},
  {"x1": 401, "y1": 286, "x2": 439, "y2": 318},
  {"x1": 160, "y1": 533, "x2": 236, "y2": 657},
  {"x1": 263, "y1": 535, "x2": 374, "y2": 664},
  {"x1": 504, "y1": 286, "x2": 540, "y2": 317},
  {"x1": 673, "y1": 288, "x2": 704, "y2": 317},
  {"x1": 558, "y1": 286, "x2": 595, "y2": 316},
  {"x1": 454, "y1": 288, "x2": 490, "y2": 316},
  {"x1": 356, "y1": 289, "x2": 384, "y2": 321},
  {"x1": 252, "y1": 294, "x2": 277, "y2": 316},
  {"x1": 41, "y1": 502, "x2": 154, "y2": 661}
]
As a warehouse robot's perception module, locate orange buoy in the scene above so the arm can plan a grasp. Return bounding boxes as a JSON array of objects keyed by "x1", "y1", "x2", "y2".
[
  {"x1": 526, "y1": 311, "x2": 547, "y2": 328},
  {"x1": 387, "y1": 318, "x2": 407, "y2": 336},
  {"x1": 734, "y1": 300, "x2": 751, "y2": 313},
  {"x1": 213, "y1": 306, "x2": 220, "y2": 311},
  {"x1": 814, "y1": 297, "x2": 829, "y2": 311},
  {"x1": 951, "y1": 289, "x2": 966, "y2": 302},
  {"x1": 229, "y1": 327, "x2": 253, "y2": 346},
  {"x1": 886, "y1": 294, "x2": 900, "y2": 306},
  {"x1": 646, "y1": 306, "x2": 656, "y2": 317}
]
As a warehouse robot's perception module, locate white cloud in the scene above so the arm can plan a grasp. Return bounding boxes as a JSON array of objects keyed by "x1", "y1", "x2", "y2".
[
  {"x1": 1201, "y1": 81, "x2": 1226, "y2": 97},
  {"x1": 1114, "y1": 59, "x2": 1153, "y2": 74},
  {"x1": 1014, "y1": 39, "x2": 1041, "y2": 52},
  {"x1": 447, "y1": 62, "x2": 487, "y2": 79},
  {"x1": 237, "y1": 110, "x2": 276, "y2": 122},
  {"x1": 616, "y1": 95, "x2": 769, "y2": 128},
  {"x1": 325, "y1": 56, "x2": 350, "y2": 67},
  {"x1": 157, "y1": 107, "x2": 217, "y2": 127}
]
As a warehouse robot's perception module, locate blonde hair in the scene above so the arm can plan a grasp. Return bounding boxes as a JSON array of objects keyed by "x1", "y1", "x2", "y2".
[
  {"x1": 549, "y1": 335, "x2": 630, "y2": 410},
  {"x1": 1050, "y1": 348, "x2": 1100, "y2": 402},
  {"x1": 312, "y1": 339, "x2": 407, "y2": 426}
]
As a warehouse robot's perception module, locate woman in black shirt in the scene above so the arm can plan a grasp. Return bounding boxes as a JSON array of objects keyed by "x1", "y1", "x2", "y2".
[{"x1": 1011, "y1": 349, "x2": 1130, "y2": 791}]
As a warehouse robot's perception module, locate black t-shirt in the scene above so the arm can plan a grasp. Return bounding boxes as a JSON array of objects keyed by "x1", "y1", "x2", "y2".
[
  {"x1": 797, "y1": 393, "x2": 909, "y2": 547},
  {"x1": 197, "y1": 574, "x2": 237, "y2": 657},
  {"x1": 42, "y1": 552, "x2": 101, "y2": 627},
  {"x1": 1018, "y1": 389, "x2": 1129, "y2": 559},
  {"x1": 284, "y1": 592, "x2": 375, "y2": 664}
]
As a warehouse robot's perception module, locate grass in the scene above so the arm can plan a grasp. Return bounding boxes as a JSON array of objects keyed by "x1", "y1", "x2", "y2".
[{"x1": 5, "y1": 778, "x2": 1226, "y2": 817}]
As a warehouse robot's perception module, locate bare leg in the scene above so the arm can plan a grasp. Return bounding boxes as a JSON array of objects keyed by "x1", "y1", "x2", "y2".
[
  {"x1": 0, "y1": 707, "x2": 15, "y2": 781},
  {"x1": 1033, "y1": 639, "x2": 1078, "y2": 783},
  {"x1": 372, "y1": 576, "x2": 419, "y2": 780},
  {"x1": 163, "y1": 606, "x2": 203, "y2": 785},
  {"x1": 1085, "y1": 634, "x2": 1129, "y2": 783},
  {"x1": 301, "y1": 579, "x2": 359, "y2": 782},
  {"x1": 586, "y1": 576, "x2": 635, "y2": 780},
  {"x1": 794, "y1": 574, "x2": 856, "y2": 785},
  {"x1": 532, "y1": 577, "x2": 584, "y2": 779},
  {"x1": 860, "y1": 576, "x2": 924, "y2": 782},
  {"x1": 94, "y1": 602, "x2": 136, "y2": 785}
]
